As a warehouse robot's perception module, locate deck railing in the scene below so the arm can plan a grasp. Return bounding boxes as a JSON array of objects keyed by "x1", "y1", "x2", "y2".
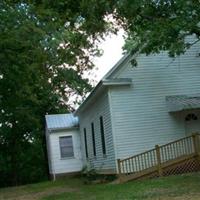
[{"x1": 117, "y1": 133, "x2": 200, "y2": 178}]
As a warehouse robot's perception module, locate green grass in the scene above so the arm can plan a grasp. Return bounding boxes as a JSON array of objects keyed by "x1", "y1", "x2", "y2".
[{"x1": 1, "y1": 173, "x2": 200, "y2": 200}]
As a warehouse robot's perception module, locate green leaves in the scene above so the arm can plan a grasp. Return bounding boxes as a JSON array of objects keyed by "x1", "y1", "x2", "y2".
[
  {"x1": 118, "y1": 0, "x2": 200, "y2": 57},
  {"x1": 1, "y1": 0, "x2": 200, "y2": 187},
  {"x1": 0, "y1": 1, "x2": 96, "y2": 187}
]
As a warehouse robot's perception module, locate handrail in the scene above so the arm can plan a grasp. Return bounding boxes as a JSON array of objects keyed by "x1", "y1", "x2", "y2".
[
  {"x1": 117, "y1": 133, "x2": 200, "y2": 177},
  {"x1": 120, "y1": 147, "x2": 155, "y2": 162},
  {"x1": 159, "y1": 135, "x2": 193, "y2": 148}
]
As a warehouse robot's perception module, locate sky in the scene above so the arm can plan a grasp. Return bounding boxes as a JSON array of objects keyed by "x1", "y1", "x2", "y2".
[
  {"x1": 91, "y1": 30, "x2": 125, "y2": 82},
  {"x1": 70, "y1": 31, "x2": 125, "y2": 108}
]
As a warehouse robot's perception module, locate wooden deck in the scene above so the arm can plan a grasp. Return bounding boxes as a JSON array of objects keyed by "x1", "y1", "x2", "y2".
[{"x1": 117, "y1": 133, "x2": 200, "y2": 183}]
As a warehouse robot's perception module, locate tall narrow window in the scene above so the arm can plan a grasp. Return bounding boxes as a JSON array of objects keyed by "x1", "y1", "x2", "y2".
[
  {"x1": 91, "y1": 122, "x2": 96, "y2": 157},
  {"x1": 100, "y1": 116, "x2": 106, "y2": 155},
  {"x1": 59, "y1": 136, "x2": 74, "y2": 158},
  {"x1": 84, "y1": 128, "x2": 88, "y2": 158}
]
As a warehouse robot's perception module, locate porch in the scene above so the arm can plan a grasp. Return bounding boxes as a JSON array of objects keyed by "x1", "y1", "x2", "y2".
[{"x1": 117, "y1": 133, "x2": 200, "y2": 183}]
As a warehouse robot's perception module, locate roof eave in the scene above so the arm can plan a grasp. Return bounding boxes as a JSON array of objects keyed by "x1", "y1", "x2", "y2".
[
  {"x1": 47, "y1": 126, "x2": 79, "y2": 133},
  {"x1": 74, "y1": 81, "x2": 104, "y2": 116},
  {"x1": 102, "y1": 78, "x2": 132, "y2": 86},
  {"x1": 166, "y1": 95, "x2": 200, "y2": 112},
  {"x1": 102, "y1": 54, "x2": 131, "y2": 79},
  {"x1": 74, "y1": 78, "x2": 132, "y2": 116}
]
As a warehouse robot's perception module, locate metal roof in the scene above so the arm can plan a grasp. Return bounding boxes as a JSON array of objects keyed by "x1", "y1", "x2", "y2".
[
  {"x1": 45, "y1": 113, "x2": 79, "y2": 130},
  {"x1": 166, "y1": 95, "x2": 200, "y2": 112}
]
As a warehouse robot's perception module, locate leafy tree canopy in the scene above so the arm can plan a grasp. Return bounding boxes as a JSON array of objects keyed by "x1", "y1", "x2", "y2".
[
  {"x1": 21, "y1": 0, "x2": 200, "y2": 56},
  {"x1": 119, "y1": 0, "x2": 200, "y2": 57},
  {"x1": 1, "y1": 0, "x2": 200, "y2": 187},
  {"x1": 0, "y1": 1, "x2": 102, "y2": 186}
]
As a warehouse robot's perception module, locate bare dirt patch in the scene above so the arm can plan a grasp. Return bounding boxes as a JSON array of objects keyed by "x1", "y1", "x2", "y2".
[{"x1": 0, "y1": 186, "x2": 78, "y2": 200}]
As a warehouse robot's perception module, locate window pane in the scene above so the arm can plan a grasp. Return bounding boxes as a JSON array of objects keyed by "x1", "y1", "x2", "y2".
[
  {"x1": 60, "y1": 136, "x2": 72, "y2": 147},
  {"x1": 59, "y1": 136, "x2": 74, "y2": 158},
  {"x1": 100, "y1": 116, "x2": 106, "y2": 155},
  {"x1": 84, "y1": 128, "x2": 88, "y2": 158},
  {"x1": 61, "y1": 146, "x2": 74, "y2": 157},
  {"x1": 91, "y1": 123, "x2": 96, "y2": 156}
]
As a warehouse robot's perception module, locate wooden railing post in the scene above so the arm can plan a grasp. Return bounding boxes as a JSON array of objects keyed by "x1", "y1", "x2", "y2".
[
  {"x1": 192, "y1": 133, "x2": 198, "y2": 155},
  {"x1": 155, "y1": 145, "x2": 163, "y2": 177},
  {"x1": 117, "y1": 159, "x2": 122, "y2": 183},
  {"x1": 192, "y1": 133, "x2": 200, "y2": 165},
  {"x1": 198, "y1": 134, "x2": 200, "y2": 153},
  {"x1": 198, "y1": 134, "x2": 200, "y2": 161}
]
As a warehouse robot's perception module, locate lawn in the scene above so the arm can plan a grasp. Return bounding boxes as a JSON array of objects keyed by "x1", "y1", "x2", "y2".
[{"x1": 0, "y1": 173, "x2": 200, "y2": 200}]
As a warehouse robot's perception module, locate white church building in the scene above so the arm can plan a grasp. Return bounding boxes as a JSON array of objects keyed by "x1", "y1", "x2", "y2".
[{"x1": 45, "y1": 37, "x2": 200, "y2": 179}]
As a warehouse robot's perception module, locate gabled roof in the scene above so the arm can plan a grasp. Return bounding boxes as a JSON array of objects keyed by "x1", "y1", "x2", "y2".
[
  {"x1": 74, "y1": 78, "x2": 132, "y2": 116},
  {"x1": 74, "y1": 54, "x2": 133, "y2": 116},
  {"x1": 103, "y1": 54, "x2": 131, "y2": 79},
  {"x1": 45, "y1": 113, "x2": 78, "y2": 131}
]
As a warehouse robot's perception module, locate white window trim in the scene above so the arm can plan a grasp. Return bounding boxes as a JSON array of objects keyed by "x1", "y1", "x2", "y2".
[{"x1": 59, "y1": 135, "x2": 74, "y2": 159}]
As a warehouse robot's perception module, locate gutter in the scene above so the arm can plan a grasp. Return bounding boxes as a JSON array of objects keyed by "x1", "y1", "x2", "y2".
[{"x1": 48, "y1": 126, "x2": 79, "y2": 133}]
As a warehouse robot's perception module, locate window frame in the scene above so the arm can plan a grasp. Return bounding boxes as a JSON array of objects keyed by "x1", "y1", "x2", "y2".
[
  {"x1": 59, "y1": 135, "x2": 74, "y2": 159},
  {"x1": 91, "y1": 122, "x2": 96, "y2": 157},
  {"x1": 100, "y1": 116, "x2": 106, "y2": 155},
  {"x1": 185, "y1": 113, "x2": 198, "y2": 121},
  {"x1": 84, "y1": 128, "x2": 88, "y2": 158}
]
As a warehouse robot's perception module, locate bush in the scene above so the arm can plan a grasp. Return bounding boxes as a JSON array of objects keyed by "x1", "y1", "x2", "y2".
[{"x1": 81, "y1": 166, "x2": 117, "y2": 184}]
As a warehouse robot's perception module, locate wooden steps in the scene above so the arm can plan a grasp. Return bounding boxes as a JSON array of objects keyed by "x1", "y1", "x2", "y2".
[{"x1": 117, "y1": 134, "x2": 200, "y2": 183}]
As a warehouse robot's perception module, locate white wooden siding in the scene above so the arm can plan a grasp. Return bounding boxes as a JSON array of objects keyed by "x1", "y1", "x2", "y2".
[
  {"x1": 45, "y1": 128, "x2": 53, "y2": 174},
  {"x1": 108, "y1": 39, "x2": 200, "y2": 159},
  {"x1": 79, "y1": 92, "x2": 116, "y2": 172},
  {"x1": 49, "y1": 129, "x2": 82, "y2": 174}
]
